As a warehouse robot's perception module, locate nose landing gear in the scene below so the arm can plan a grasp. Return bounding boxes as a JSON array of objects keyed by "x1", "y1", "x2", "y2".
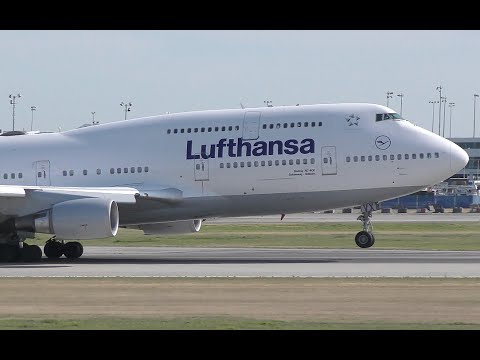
[{"x1": 355, "y1": 202, "x2": 379, "y2": 248}]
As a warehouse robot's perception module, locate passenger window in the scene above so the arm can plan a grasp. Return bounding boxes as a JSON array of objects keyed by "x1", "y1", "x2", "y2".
[
  {"x1": 319, "y1": 122, "x2": 323, "y2": 126},
  {"x1": 69, "y1": 170, "x2": 74, "y2": 176},
  {"x1": 3, "y1": 174, "x2": 6, "y2": 179},
  {"x1": 194, "y1": 128, "x2": 198, "y2": 133},
  {"x1": 201, "y1": 128, "x2": 205, "y2": 132},
  {"x1": 181, "y1": 129, "x2": 184, "y2": 133},
  {"x1": 412, "y1": 154, "x2": 417, "y2": 159},
  {"x1": 346, "y1": 156, "x2": 351, "y2": 162},
  {"x1": 311, "y1": 122, "x2": 315, "y2": 127},
  {"x1": 228, "y1": 126, "x2": 233, "y2": 131},
  {"x1": 383, "y1": 155, "x2": 387, "y2": 161},
  {"x1": 375, "y1": 155, "x2": 380, "y2": 161},
  {"x1": 173, "y1": 129, "x2": 178, "y2": 134},
  {"x1": 247, "y1": 161, "x2": 252, "y2": 167},
  {"x1": 117, "y1": 168, "x2": 121, "y2": 174},
  {"x1": 144, "y1": 166, "x2": 149, "y2": 173},
  {"x1": 187, "y1": 128, "x2": 191, "y2": 133},
  {"x1": 226, "y1": 163, "x2": 231, "y2": 168},
  {"x1": 131, "y1": 167, "x2": 135, "y2": 173},
  {"x1": 268, "y1": 160, "x2": 272, "y2": 166},
  {"x1": 296, "y1": 159, "x2": 300, "y2": 165},
  {"x1": 297, "y1": 122, "x2": 301, "y2": 127},
  {"x1": 435, "y1": 152, "x2": 439, "y2": 158},
  {"x1": 290, "y1": 123, "x2": 294, "y2": 128},
  {"x1": 222, "y1": 126, "x2": 226, "y2": 131},
  {"x1": 420, "y1": 153, "x2": 424, "y2": 159},
  {"x1": 275, "y1": 160, "x2": 280, "y2": 166},
  {"x1": 361, "y1": 156, "x2": 365, "y2": 162},
  {"x1": 289, "y1": 159, "x2": 293, "y2": 165},
  {"x1": 282, "y1": 160, "x2": 286, "y2": 165},
  {"x1": 208, "y1": 127, "x2": 212, "y2": 132},
  {"x1": 427, "y1": 153, "x2": 432, "y2": 159},
  {"x1": 220, "y1": 163, "x2": 224, "y2": 168},
  {"x1": 235, "y1": 126, "x2": 239, "y2": 131},
  {"x1": 263, "y1": 124, "x2": 267, "y2": 129},
  {"x1": 269, "y1": 124, "x2": 274, "y2": 129},
  {"x1": 37, "y1": 172, "x2": 41, "y2": 178},
  {"x1": 254, "y1": 161, "x2": 259, "y2": 167},
  {"x1": 324, "y1": 158, "x2": 328, "y2": 163},
  {"x1": 110, "y1": 168, "x2": 114, "y2": 174},
  {"x1": 83, "y1": 170, "x2": 88, "y2": 175},
  {"x1": 215, "y1": 127, "x2": 219, "y2": 131},
  {"x1": 405, "y1": 154, "x2": 409, "y2": 160},
  {"x1": 97, "y1": 169, "x2": 101, "y2": 175},
  {"x1": 196, "y1": 164, "x2": 200, "y2": 170},
  {"x1": 397, "y1": 154, "x2": 402, "y2": 160},
  {"x1": 368, "y1": 155, "x2": 372, "y2": 161},
  {"x1": 233, "y1": 162, "x2": 238, "y2": 168},
  {"x1": 353, "y1": 156, "x2": 358, "y2": 162},
  {"x1": 63, "y1": 170, "x2": 67, "y2": 176},
  {"x1": 390, "y1": 155, "x2": 395, "y2": 160},
  {"x1": 167, "y1": 129, "x2": 171, "y2": 134},
  {"x1": 283, "y1": 123, "x2": 288, "y2": 128},
  {"x1": 18, "y1": 173, "x2": 22, "y2": 179},
  {"x1": 303, "y1": 159, "x2": 308, "y2": 164},
  {"x1": 310, "y1": 158, "x2": 315, "y2": 164},
  {"x1": 11, "y1": 173, "x2": 15, "y2": 179},
  {"x1": 137, "y1": 167, "x2": 142, "y2": 173},
  {"x1": 240, "y1": 162, "x2": 244, "y2": 168},
  {"x1": 304, "y1": 122, "x2": 308, "y2": 127},
  {"x1": 261, "y1": 161, "x2": 265, "y2": 166},
  {"x1": 276, "y1": 124, "x2": 281, "y2": 129}
]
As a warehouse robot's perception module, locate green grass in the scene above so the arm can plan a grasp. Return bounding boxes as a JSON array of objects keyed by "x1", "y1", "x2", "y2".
[
  {"x1": 0, "y1": 317, "x2": 479, "y2": 330},
  {"x1": 24, "y1": 222, "x2": 480, "y2": 250}
]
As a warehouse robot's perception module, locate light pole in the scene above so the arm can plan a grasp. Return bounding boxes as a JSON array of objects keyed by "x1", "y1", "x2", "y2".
[
  {"x1": 474, "y1": 94, "x2": 479, "y2": 138},
  {"x1": 120, "y1": 102, "x2": 132, "y2": 120},
  {"x1": 448, "y1": 102, "x2": 455, "y2": 138},
  {"x1": 429, "y1": 100, "x2": 438, "y2": 132},
  {"x1": 436, "y1": 86, "x2": 442, "y2": 135},
  {"x1": 9, "y1": 93, "x2": 21, "y2": 131},
  {"x1": 30, "y1": 106, "x2": 36, "y2": 131},
  {"x1": 397, "y1": 93, "x2": 404, "y2": 116},
  {"x1": 441, "y1": 96, "x2": 447, "y2": 137},
  {"x1": 386, "y1": 91, "x2": 393, "y2": 107},
  {"x1": 91, "y1": 111, "x2": 98, "y2": 125},
  {"x1": 264, "y1": 100, "x2": 272, "y2": 107}
]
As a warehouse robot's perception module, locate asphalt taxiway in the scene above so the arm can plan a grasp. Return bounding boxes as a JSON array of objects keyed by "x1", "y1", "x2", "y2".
[{"x1": 1, "y1": 247, "x2": 480, "y2": 277}]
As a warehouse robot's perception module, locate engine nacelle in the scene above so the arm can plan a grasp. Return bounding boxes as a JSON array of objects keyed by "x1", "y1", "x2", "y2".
[
  {"x1": 136, "y1": 220, "x2": 202, "y2": 235},
  {"x1": 16, "y1": 198, "x2": 119, "y2": 240}
]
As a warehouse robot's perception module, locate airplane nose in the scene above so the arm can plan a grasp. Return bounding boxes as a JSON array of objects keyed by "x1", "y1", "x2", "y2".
[{"x1": 450, "y1": 142, "x2": 469, "y2": 173}]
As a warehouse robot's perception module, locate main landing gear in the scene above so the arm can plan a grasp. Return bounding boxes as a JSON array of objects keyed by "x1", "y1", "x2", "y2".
[
  {"x1": 0, "y1": 234, "x2": 43, "y2": 262},
  {"x1": 44, "y1": 237, "x2": 83, "y2": 259},
  {"x1": 355, "y1": 202, "x2": 380, "y2": 248}
]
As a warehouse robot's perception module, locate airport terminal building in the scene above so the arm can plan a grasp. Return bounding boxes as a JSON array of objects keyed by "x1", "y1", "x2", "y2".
[{"x1": 448, "y1": 138, "x2": 480, "y2": 180}]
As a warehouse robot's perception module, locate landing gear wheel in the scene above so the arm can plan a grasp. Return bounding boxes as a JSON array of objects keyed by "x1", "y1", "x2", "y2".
[
  {"x1": 22, "y1": 244, "x2": 43, "y2": 262},
  {"x1": 355, "y1": 231, "x2": 375, "y2": 248},
  {"x1": 0, "y1": 244, "x2": 19, "y2": 262},
  {"x1": 44, "y1": 241, "x2": 64, "y2": 259},
  {"x1": 63, "y1": 242, "x2": 83, "y2": 259}
]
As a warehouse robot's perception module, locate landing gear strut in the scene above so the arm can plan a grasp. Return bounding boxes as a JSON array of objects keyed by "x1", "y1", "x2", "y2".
[
  {"x1": 355, "y1": 202, "x2": 379, "y2": 248},
  {"x1": 43, "y1": 237, "x2": 83, "y2": 259}
]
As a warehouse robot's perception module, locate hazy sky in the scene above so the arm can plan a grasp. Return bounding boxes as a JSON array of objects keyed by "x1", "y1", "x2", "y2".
[{"x1": 0, "y1": 30, "x2": 478, "y2": 137}]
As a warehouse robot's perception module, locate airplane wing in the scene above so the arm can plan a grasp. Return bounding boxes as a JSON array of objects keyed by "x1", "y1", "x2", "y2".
[{"x1": 0, "y1": 184, "x2": 183, "y2": 204}]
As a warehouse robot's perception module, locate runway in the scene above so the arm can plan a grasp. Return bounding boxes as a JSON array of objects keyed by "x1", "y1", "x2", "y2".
[{"x1": 1, "y1": 247, "x2": 480, "y2": 277}]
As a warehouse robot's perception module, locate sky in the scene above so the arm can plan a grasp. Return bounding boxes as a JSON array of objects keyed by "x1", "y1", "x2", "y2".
[{"x1": 0, "y1": 30, "x2": 478, "y2": 137}]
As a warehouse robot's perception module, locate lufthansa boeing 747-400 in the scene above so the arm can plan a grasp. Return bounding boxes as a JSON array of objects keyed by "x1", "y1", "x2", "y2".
[{"x1": 0, "y1": 103, "x2": 468, "y2": 262}]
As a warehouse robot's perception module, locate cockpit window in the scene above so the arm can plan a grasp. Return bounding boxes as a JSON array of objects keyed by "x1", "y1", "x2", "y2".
[{"x1": 376, "y1": 113, "x2": 404, "y2": 122}]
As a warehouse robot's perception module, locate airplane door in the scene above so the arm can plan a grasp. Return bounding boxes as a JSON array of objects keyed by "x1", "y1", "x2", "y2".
[
  {"x1": 242, "y1": 111, "x2": 260, "y2": 140},
  {"x1": 321, "y1": 146, "x2": 337, "y2": 175},
  {"x1": 35, "y1": 160, "x2": 51, "y2": 185},
  {"x1": 194, "y1": 158, "x2": 209, "y2": 181}
]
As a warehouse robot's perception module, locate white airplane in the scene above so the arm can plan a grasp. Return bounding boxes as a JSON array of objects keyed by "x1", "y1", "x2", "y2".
[{"x1": 0, "y1": 103, "x2": 468, "y2": 262}]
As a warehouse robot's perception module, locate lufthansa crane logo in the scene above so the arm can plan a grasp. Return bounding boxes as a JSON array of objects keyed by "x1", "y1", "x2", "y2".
[{"x1": 375, "y1": 135, "x2": 391, "y2": 150}]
